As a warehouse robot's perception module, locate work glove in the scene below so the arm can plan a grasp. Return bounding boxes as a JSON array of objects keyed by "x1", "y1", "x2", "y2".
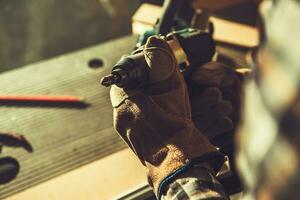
[
  {"x1": 188, "y1": 62, "x2": 242, "y2": 145},
  {"x1": 110, "y1": 36, "x2": 224, "y2": 197}
]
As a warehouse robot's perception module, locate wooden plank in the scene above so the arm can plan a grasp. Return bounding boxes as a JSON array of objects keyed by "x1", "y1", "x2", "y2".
[
  {"x1": 211, "y1": 17, "x2": 259, "y2": 47},
  {"x1": 5, "y1": 149, "x2": 147, "y2": 200},
  {"x1": 132, "y1": 3, "x2": 259, "y2": 47},
  {"x1": 0, "y1": 36, "x2": 138, "y2": 199},
  {"x1": 192, "y1": 0, "x2": 254, "y2": 10}
]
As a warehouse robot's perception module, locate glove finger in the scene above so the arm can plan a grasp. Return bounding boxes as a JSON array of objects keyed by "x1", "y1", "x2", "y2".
[
  {"x1": 191, "y1": 87, "x2": 222, "y2": 111},
  {"x1": 191, "y1": 62, "x2": 226, "y2": 87},
  {"x1": 145, "y1": 35, "x2": 169, "y2": 50},
  {"x1": 192, "y1": 100, "x2": 232, "y2": 134},
  {"x1": 212, "y1": 100, "x2": 233, "y2": 116},
  {"x1": 143, "y1": 36, "x2": 178, "y2": 86},
  {"x1": 192, "y1": 95, "x2": 232, "y2": 116},
  {"x1": 221, "y1": 85, "x2": 241, "y2": 124},
  {"x1": 205, "y1": 117, "x2": 233, "y2": 139},
  {"x1": 193, "y1": 112, "x2": 219, "y2": 132},
  {"x1": 192, "y1": 100, "x2": 231, "y2": 116},
  {"x1": 191, "y1": 62, "x2": 238, "y2": 88},
  {"x1": 220, "y1": 67, "x2": 242, "y2": 88},
  {"x1": 201, "y1": 87, "x2": 222, "y2": 101},
  {"x1": 191, "y1": 68, "x2": 223, "y2": 87}
]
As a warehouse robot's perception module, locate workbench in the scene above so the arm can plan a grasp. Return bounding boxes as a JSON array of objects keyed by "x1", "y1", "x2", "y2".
[{"x1": 0, "y1": 35, "x2": 249, "y2": 200}]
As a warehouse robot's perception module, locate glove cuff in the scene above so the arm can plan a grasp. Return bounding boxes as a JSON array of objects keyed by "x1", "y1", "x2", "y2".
[{"x1": 157, "y1": 151, "x2": 225, "y2": 199}]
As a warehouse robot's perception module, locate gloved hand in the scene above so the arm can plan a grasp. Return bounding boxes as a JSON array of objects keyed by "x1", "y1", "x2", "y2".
[
  {"x1": 110, "y1": 36, "x2": 224, "y2": 197},
  {"x1": 188, "y1": 62, "x2": 242, "y2": 144}
]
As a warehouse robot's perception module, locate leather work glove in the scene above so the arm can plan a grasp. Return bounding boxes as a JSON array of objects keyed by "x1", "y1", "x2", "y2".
[
  {"x1": 188, "y1": 62, "x2": 242, "y2": 145},
  {"x1": 110, "y1": 36, "x2": 224, "y2": 197}
]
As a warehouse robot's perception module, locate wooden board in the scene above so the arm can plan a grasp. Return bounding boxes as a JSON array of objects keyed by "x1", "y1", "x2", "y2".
[
  {"x1": 5, "y1": 149, "x2": 147, "y2": 200},
  {"x1": 0, "y1": 36, "x2": 137, "y2": 199},
  {"x1": 132, "y1": 3, "x2": 259, "y2": 48}
]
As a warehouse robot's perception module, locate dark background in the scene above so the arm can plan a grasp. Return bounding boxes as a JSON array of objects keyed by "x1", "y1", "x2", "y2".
[
  {"x1": 0, "y1": 0, "x2": 257, "y2": 73},
  {"x1": 0, "y1": 0, "x2": 140, "y2": 73}
]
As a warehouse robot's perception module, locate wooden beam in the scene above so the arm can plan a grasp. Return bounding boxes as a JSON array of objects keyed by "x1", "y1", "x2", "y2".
[{"x1": 132, "y1": 3, "x2": 259, "y2": 48}]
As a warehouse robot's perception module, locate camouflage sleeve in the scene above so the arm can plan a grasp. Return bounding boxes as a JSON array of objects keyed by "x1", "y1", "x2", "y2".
[{"x1": 161, "y1": 164, "x2": 229, "y2": 200}]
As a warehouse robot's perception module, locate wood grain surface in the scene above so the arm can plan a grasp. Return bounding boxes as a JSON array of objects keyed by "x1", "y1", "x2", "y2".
[{"x1": 0, "y1": 36, "x2": 137, "y2": 199}]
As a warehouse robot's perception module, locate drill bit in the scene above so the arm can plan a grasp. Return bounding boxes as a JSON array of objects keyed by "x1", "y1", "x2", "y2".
[{"x1": 100, "y1": 74, "x2": 121, "y2": 87}]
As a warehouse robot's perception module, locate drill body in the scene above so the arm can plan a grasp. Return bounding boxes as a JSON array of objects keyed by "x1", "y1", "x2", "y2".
[{"x1": 100, "y1": 29, "x2": 216, "y2": 89}]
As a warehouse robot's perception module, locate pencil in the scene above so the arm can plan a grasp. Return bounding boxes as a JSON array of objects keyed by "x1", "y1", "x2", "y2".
[{"x1": 0, "y1": 95, "x2": 84, "y2": 103}]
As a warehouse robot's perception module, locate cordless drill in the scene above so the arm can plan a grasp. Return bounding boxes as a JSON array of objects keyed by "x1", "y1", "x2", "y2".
[{"x1": 100, "y1": 29, "x2": 215, "y2": 89}]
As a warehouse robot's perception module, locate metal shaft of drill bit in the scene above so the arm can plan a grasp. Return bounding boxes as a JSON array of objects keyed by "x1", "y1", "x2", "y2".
[{"x1": 100, "y1": 73, "x2": 121, "y2": 87}]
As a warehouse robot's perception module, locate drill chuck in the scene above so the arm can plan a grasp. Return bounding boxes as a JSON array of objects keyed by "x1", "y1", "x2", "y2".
[
  {"x1": 100, "y1": 53, "x2": 148, "y2": 88},
  {"x1": 100, "y1": 29, "x2": 215, "y2": 89}
]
